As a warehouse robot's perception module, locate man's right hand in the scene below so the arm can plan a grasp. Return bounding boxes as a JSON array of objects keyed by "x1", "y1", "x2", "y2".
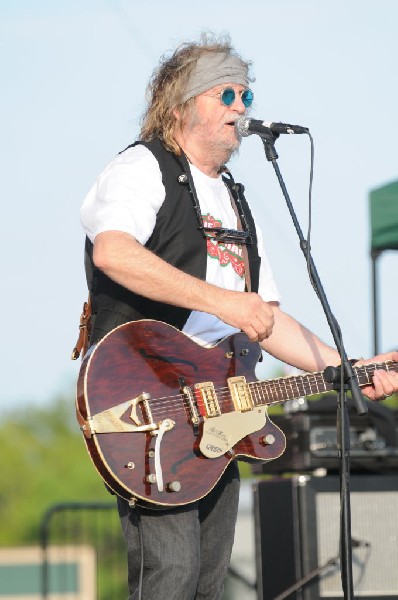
[{"x1": 216, "y1": 291, "x2": 275, "y2": 342}]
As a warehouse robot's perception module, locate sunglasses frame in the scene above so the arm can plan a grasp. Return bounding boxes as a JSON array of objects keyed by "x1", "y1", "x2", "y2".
[
  {"x1": 204, "y1": 87, "x2": 254, "y2": 108},
  {"x1": 220, "y1": 88, "x2": 254, "y2": 108}
]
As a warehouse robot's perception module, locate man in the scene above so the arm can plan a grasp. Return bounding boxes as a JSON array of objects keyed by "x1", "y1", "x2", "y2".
[{"x1": 80, "y1": 35, "x2": 398, "y2": 600}]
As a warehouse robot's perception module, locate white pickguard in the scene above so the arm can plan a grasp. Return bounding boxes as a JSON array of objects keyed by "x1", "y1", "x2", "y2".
[{"x1": 199, "y1": 406, "x2": 268, "y2": 458}]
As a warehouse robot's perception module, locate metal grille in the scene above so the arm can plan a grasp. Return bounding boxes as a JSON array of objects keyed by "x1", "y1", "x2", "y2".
[{"x1": 316, "y1": 491, "x2": 398, "y2": 597}]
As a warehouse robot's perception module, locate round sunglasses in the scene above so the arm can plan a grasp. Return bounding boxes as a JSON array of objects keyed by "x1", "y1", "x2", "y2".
[{"x1": 205, "y1": 87, "x2": 254, "y2": 108}]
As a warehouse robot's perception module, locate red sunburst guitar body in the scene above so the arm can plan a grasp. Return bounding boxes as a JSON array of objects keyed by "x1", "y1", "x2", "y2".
[{"x1": 76, "y1": 320, "x2": 285, "y2": 507}]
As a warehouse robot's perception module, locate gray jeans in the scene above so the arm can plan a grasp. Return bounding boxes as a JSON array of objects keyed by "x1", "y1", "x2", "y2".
[{"x1": 117, "y1": 462, "x2": 240, "y2": 600}]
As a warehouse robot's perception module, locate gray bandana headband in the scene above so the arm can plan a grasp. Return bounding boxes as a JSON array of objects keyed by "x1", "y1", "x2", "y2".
[{"x1": 180, "y1": 53, "x2": 250, "y2": 104}]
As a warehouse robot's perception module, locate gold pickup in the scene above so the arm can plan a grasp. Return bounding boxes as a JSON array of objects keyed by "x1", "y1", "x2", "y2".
[{"x1": 228, "y1": 376, "x2": 253, "y2": 412}]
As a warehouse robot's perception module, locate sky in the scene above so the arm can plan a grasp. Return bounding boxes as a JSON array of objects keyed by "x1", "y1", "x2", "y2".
[{"x1": 1, "y1": 0, "x2": 398, "y2": 414}]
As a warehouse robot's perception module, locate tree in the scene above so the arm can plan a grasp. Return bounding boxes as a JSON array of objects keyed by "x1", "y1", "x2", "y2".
[{"x1": 0, "y1": 395, "x2": 110, "y2": 545}]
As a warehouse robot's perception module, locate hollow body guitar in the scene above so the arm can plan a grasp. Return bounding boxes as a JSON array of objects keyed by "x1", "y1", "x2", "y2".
[{"x1": 76, "y1": 319, "x2": 397, "y2": 507}]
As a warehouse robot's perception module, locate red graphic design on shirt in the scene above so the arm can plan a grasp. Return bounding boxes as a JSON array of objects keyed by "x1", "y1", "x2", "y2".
[{"x1": 202, "y1": 213, "x2": 245, "y2": 278}]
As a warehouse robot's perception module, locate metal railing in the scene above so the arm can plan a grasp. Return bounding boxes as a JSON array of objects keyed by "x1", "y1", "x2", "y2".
[
  {"x1": 39, "y1": 501, "x2": 128, "y2": 600},
  {"x1": 39, "y1": 499, "x2": 256, "y2": 600}
]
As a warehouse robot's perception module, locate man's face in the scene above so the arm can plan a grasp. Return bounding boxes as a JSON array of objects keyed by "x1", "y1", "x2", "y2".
[{"x1": 184, "y1": 83, "x2": 249, "y2": 156}]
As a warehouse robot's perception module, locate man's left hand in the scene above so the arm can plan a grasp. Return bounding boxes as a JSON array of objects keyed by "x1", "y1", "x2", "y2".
[{"x1": 357, "y1": 351, "x2": 398, "y2": 401}]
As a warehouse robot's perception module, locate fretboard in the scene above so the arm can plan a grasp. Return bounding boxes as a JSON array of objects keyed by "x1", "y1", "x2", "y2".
[{"x1": 249, "y1": 360, "x2": 398, "y2": 407}]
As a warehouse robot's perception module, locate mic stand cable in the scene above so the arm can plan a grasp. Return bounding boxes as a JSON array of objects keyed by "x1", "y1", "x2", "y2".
[{"x1": 259, "y1": 130, "x2": 367, "y2": 600}]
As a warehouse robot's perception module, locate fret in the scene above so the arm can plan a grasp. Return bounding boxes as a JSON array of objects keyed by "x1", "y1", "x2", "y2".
[
  {"x1": 250, "y1": 382, "x2": 258, "y2": 406},
  {"x1": 316, "y1": 373, "x2": 329, "y2": 394},
  {"x1": 252, "y1": 382, "x2": 261, "y2": 406},
  {"x1": 293, "y1": 377, "x2": 302, "y2": 398},
  {"x1": 287, "y1": 378, "x2": 295, "y2": 398},
  {"x1": 308, "y1": 373, "x2": 319, "y2": 395},
  {"x1": 250, "y1": 382, "x2": 256, "y2": 404},
  {"x1": 276, "y1": 379, "x2": 285, "y2": 401},
  {"x1": 263, "y1": 381, "x2": 274, "y2": 404},
  {"x1": 297, "y1": 375, "x2": 307, "y2": 397},
  {"x1": 363, "y1": 365, "x2": 372, "y2": 385}
]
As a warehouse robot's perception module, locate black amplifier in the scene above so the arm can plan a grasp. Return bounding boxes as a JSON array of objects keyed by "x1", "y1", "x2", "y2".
[{"x1": 252, "y1": 397, "x2": 398, "y2": 475}]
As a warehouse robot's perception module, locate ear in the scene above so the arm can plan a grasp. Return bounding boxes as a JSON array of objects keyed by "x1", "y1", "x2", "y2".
[{"x1": 173, "y1": 107, "x2": 181, "y2": 121}]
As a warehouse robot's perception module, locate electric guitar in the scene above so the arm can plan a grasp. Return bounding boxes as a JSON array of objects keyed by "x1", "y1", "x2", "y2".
[{"x1": 76, "y1": 319, "x2": 397, "y2": 507}]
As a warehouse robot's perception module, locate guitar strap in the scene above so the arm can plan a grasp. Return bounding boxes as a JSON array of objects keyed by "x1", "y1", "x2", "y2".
[
  {"x1": 176, "y1": 152, "x2": 253, "y2": 293},
  {"x1": 221, "y1": 167, "x2": 252, "y2": 293},
  {"x1": 72, "y1": 298, "x2": 93, "y2": 437},
  {"x1": 71, "y1": 296, "x2": 92, "y2": 360}
]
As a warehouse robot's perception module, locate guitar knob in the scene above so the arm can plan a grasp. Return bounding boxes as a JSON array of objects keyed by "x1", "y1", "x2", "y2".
[
  {"x1": 260, "y1": 434, "x2": 275, "y2": 446},
  {"x1": 145, "y1": 474, "x2": 156, "y2": 484},
  {"x1": 166, "y1": 481, "x2": 181, "y2": 493}
]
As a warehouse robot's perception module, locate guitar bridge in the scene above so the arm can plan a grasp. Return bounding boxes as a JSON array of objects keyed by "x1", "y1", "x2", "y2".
[
  {"x1": 181, "y1": 385, "x2": 200, "y2": 425},
  {"x1": 130, "y1": 392, "x2": 153, "y2": 427}
]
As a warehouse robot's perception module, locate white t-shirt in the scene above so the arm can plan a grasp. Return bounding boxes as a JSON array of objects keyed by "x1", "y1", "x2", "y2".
[{"x1": 81, "y1": 144, "x2": 281, "y2": 345}]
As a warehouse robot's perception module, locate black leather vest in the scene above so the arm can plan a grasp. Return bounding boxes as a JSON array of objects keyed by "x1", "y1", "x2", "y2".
[{"x1": 85, "y1": 139, "x2": 261, "y2": 344}]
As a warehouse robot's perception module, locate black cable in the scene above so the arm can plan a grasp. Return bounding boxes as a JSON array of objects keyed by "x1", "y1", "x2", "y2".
[
  {"x1": 137, "y1": 510, "x2": 144, "y2": 600},
  {"x1": 306, "y1": 132, "x2": 316, "y2": 293}
]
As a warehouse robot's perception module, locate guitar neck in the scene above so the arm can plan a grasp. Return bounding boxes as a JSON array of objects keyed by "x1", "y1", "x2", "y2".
[{"x1": 251, "y1": 360, "x2": 398, "y2": 407}]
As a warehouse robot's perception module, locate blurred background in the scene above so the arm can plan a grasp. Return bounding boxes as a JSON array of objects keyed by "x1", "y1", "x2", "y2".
[{"x1": 1, "y1": 1, "x2": 397, "y2": 598}]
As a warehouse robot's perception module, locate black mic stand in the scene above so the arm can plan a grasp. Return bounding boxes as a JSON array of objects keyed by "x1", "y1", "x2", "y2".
[{"x1": 260, "y1": 131, "x2": 368, "y2": 600}]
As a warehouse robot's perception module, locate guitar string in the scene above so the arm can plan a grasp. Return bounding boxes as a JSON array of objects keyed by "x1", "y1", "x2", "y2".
[
  {"x1": 143, "y1": 363, "x2": 394, "y2": 419},
  {"x1": 143, "y1": 372, "x2": 329, "y2": 415},
  {"x1": 130, "y1": 362, "x2": 397, "y2": 422},
  {"x1": 137, "y1": 375, "x2": 347, "y2": 422},
  {"x1": 150, "y1": 361, "x2": 393, "y2": 415},
  {"x1": 127, "y1": 359, "x2": 396, "y2": 421}
]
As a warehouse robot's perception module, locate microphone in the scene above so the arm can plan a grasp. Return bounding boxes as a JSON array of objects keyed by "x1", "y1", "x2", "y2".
[{"x1": 236, "y1": 115, "x2": 309, "y2": 137}]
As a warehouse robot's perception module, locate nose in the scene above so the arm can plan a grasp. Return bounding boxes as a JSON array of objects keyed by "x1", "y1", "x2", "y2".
[{"x1": 230, "y1": 94, "x2": 246, "y2": 114}]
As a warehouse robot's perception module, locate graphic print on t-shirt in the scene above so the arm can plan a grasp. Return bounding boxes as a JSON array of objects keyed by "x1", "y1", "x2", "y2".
[{"x1": 203, "y1": 213, "x2": 245, "y2": 278}]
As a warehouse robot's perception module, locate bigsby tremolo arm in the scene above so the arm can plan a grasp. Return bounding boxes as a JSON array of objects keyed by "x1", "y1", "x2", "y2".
[{"x1": 154, "y1": 418, "x2": 175, "y2": 492}]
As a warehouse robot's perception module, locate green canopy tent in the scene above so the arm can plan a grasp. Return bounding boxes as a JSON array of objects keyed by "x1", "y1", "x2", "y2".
[{"x1": 370, "y1": 179, "x2": 398, "y2": 354}]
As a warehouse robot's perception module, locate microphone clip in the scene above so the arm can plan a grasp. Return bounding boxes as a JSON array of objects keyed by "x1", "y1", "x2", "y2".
[{"x1": 261, "y1": 133, "x2": 279, "y2": 162}]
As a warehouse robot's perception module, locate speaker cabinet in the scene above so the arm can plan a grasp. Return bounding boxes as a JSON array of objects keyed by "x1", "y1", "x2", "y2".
[{"x1": 253, "y1": 475, "x2": 398, "y2": 599}]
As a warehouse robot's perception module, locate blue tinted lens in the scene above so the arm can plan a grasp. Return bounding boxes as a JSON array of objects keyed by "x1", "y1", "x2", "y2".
[
  {"x1": 241, "y1": 89, "x2": 254, "y2": 107},
  {"x1": 221, "y1": 88, "x2": 235, "y2": 106}
]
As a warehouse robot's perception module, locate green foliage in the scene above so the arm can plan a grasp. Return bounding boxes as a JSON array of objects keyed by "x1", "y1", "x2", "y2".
[
  {"x1": 383, "y1": 394, "x2": 398, "y2": 410},
  {"x1": 0, "y1": 395, "x2": 110, "y2": 545}
]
